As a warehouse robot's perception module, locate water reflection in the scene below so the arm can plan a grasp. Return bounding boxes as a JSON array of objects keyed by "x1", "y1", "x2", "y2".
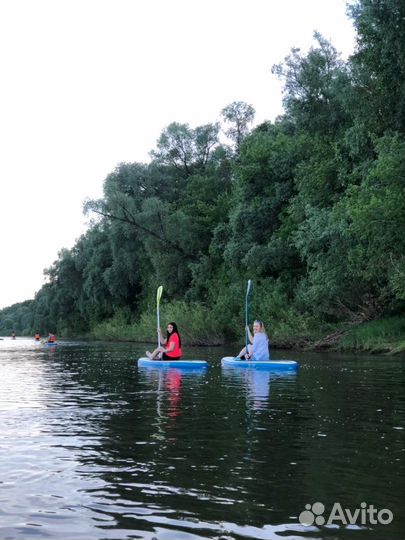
[
  {"x1": 165, "y1": 369, "x2": 182, "y2": 418},
  {"x1": 246, "y1": 369, "x2": 271, "y2": 410},
  {"x1": 222, "y1": 367, "x2": 297, "y2": 412},
  {"x1": 138, "y1": 367, "x2": 207, "y2": 439}
]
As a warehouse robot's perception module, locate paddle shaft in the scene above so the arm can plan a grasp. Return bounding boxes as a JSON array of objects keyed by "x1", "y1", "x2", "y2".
[
  {"x1": 157, "y1": 307, "x2": 161, "y2": 347},
  {"x1": 245, "y1": 280, "x2": 252, "y2": 352}
]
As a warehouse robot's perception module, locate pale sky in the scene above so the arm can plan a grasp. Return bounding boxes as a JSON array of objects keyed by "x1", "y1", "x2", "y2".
[{"x1": 0, "y1": 0, "x2": 356, "y2": 309}]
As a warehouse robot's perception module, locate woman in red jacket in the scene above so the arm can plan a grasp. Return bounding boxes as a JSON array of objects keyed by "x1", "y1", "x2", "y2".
[{"x1": 146, "y1": 322, "x2": 182, "y2": 360}]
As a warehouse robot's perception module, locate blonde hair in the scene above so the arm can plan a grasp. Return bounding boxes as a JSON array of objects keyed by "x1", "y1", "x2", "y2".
[{"x1": 254, "y1": 319, "x2": 267, "y2": 336}]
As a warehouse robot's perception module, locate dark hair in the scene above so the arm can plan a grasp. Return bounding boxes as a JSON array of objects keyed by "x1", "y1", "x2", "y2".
[{"x1": 166, "y1": 321, "x2": 181, "y2": 347}]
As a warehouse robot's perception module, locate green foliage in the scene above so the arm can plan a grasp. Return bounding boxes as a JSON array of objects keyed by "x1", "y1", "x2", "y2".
[
  {"x1": 348, "y1": 0, "x2": 405, "y2": 134},
  {"x1": 1, "y1": 1, "x2": 403, "y2": 354},
  {"x1": 223, "y1": 123, "x2": 306, "y2": 270},
  {"x1": 0, "y1": 300, "x2": 35, "y2": 336},
  {"x1": 90, "y1": 307, "x2": 134, "y2": 341}
]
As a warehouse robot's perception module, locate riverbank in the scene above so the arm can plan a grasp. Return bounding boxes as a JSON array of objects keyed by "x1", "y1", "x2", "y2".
[{"x1": 87, "y1": 309, "x2": 405, "y2": 356}]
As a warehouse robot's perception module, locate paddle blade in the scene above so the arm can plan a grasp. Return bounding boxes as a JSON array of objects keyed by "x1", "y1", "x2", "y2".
[
  {"x1": 246, "y1": 279, "x2": 252, "y2": 300},
  {"x1": 156, "y1": 285, "x2": 163, "y2": 347},
  {"x1": 156, "y1": 285, "x2": 163, "y2": 306}
]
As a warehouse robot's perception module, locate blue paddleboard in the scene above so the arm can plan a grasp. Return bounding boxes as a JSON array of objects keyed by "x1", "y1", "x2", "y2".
[
  {"x1": 138, "y1": 357, "x2": 207, "y2": 369},
  {"x1": 221, "y1": 356, "x2": 298, "y2": 371}
]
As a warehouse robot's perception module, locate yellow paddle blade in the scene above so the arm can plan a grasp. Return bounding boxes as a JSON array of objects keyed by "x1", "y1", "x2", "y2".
[{"x1": 156, "y1": 285, "x2": 163, "y2": 306}]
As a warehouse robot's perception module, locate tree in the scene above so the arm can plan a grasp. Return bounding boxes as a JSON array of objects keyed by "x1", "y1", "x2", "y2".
[
  {"x1": 220, "y1": 101, "x2": 255, "y2": 152},
  {"x1": 150, "y1": 122, "x2": 220, "y2": 175},
  {"x1": 272, "y1": 33, "x2": 350, "y2": 135}
]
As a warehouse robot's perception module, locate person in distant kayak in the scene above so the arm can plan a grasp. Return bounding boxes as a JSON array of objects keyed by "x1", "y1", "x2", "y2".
[
  {"x1": 47, "y1": 332, "x2": 56, "y2": 343},
  {"x1": 34, "y1": 332, "x2": 40, "y2": 341},
  {"x1": 11, "y1": 330, "x2": 16, "y2": 339},
  {"x1": 146, "y1": 322, "x2": 182, "y2": 360},
  {"x1": 235, "y1": 319, "x2": 270, "y2": 361}
]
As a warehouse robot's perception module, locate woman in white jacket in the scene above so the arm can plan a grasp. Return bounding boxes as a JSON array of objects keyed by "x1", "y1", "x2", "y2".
[{"x1": 235, "y1": 319, "x2": 270, "y2": 361}]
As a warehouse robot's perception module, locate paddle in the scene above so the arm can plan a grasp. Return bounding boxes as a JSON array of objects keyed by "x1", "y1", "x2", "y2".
[
  {"x1": 156, "y1": 285, "x2": 163, "y2": 348},
  {"x1": 245, "y1": 279, "x2": 252, "y2": 354}
]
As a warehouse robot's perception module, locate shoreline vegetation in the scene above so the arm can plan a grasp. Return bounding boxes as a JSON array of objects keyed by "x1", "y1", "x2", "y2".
[
  {"x1": 0, "y1": 2, "x2": 404, "y2": 355},
  {"x1": 87, "y1": 307, "x2": 404, "y2": 355},
  {"x1": 1, "y1": 306, "x2": 404, "y2": 356}
]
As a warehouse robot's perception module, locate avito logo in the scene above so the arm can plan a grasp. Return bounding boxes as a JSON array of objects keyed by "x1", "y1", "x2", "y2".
[{"x1": 299, "y1": 501, "x2": 393, "y2": 526}]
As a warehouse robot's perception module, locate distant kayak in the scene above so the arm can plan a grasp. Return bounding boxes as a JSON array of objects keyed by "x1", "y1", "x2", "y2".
[
  {"x1": 45, "y1": 342, "x2": 58, "y2": 347},
  {"x1": 138, "y1": 357, "x2": 207, "y2": 369},
  {"x1": 221, "y1": 356, "x2": 298, "y2": 371}
]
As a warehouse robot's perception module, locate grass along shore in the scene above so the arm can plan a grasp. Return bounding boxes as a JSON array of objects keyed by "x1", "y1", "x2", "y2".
[{"x1": 87, "y1": 304, "x2": 405, "y2": 355}]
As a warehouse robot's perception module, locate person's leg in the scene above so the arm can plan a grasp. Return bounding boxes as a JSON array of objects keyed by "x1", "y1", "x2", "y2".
[
  {"x1": 146, "y1": 347, "x2": 163, "y2": 359},
  {"x1": 236, "y1": 344, "x2": 253, "y2": 359},
  {"x1": 236, "y1": 346, "x2": 247, "y2": 358}
]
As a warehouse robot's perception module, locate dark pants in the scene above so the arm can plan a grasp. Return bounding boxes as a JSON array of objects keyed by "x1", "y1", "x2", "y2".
[{"x1": 162, "y1": 353, "x2": 181, "y2": 360}]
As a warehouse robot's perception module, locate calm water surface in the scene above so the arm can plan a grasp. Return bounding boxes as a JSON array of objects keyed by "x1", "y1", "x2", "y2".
[{"x1": 0, "y1": 338, "x2": 404, "y2": 540}]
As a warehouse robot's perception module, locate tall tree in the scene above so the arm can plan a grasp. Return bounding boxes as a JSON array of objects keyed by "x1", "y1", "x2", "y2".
[
  {"x1": 272, "y1": 33, "x2": 350, "y2": 135},
  {"x1": 220, "y1": 101, "x2": 255, "y2": 152}
]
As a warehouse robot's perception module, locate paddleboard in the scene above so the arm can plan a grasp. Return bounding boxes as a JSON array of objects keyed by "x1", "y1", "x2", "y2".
[
  {"x1": 221, "y1": 356, "x2": 298, "y2": 371},
  {"x1": 138, "y1": 357, "x2": 208, "y2": 368}
]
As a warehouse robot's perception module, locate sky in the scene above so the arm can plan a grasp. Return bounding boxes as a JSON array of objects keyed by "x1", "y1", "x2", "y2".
[{"x1": 0, "y1": 0, "x2": 356, "y2": 309}]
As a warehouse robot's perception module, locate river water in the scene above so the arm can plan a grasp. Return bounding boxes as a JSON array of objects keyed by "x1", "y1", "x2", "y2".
[{"x1": 0, "y1": 338, "x2": 403, "y2": 540}]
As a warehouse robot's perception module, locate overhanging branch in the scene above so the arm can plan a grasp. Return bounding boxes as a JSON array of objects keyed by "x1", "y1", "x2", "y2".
[{"x1": 89, "y1": 207, "x2": 199, "y2": 262}]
